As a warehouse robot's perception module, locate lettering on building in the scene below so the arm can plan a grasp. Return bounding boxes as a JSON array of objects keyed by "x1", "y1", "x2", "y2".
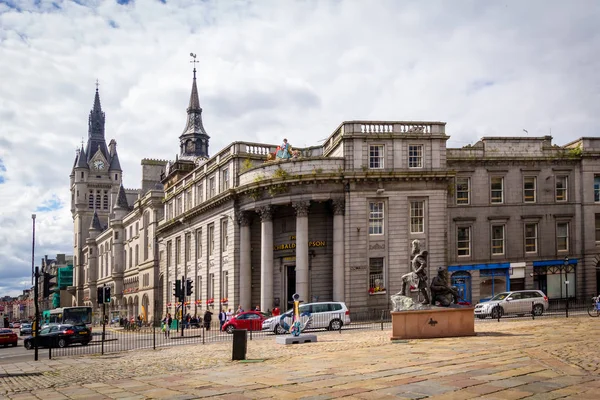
[{"x1": 273, "y1": 240, "x2": 326, "y2": 251}]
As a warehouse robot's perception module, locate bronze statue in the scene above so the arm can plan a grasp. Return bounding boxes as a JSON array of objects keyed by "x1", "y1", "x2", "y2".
[
  {"x1": 400, "y1": 240, "x2": 430, "y2": 305},
  {"x1": 430, "y1": 267, "x2": 460, "y2": 306}
]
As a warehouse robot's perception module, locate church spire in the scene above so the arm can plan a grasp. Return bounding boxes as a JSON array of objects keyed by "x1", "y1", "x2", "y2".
[
  {"x1": 180, "y1": 53, "x2": 209, "y2": 158},
  {"x1": 85, "y1": 80, "x2": 109, "y2": 162}
]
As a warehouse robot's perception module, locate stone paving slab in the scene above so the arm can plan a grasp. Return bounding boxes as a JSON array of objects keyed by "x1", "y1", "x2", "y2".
[{"x1": 1, "y1": 316, "x2": 600, "y2": 399}]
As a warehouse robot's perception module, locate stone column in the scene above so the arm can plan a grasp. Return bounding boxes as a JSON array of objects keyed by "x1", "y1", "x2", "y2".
[
  {"x1": 332, "y1": 198, "x2": 345, "y2": 302},
  {"x1": 293, "y1": 201, "x2": 310, "y2": 302},
  {"x1": 238, "y1": 212, "x2": 252, "y2": 311},
  {"x1": 257, "y1": 206, "x2": 273, "y2": 312}
]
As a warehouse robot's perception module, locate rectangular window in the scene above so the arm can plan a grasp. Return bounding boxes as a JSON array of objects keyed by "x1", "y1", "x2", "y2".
[
  {"x1": 595, "y1": 176, "x2": 600, "y2": 202},
  {"x1": 491, "y1": 225, "x2": 505, "y2": 255},
  {"x1": 222, "y1": 169, "x2": 230, "y2": 191},
  {"x1": 556, "y1": 176, "x2": 568, "y2": 202},
  {"x1": 408, "y1": 145, "x2": 423, "y2": 168},
  {"x1": 369, "y1": 145, "x2": 384, "y2": 169},
  {"x1": 596, "y1": 214, "x2": 600, "y2": 242},
  {"x1": 208, "y1": 224, "x2": 215, "y2": 256},
  {"x1": 222, "y1": 220, "x2": 228, "y2": 252},
  {"x1": 196, "y1": 183, "x2": 204, "y2": 205},
  {"x1": 166, "y1": 241, "x2": 172, "y2": 270},
  {"x1": 209, "y1": 177, "x2": 216, "y2": 199},
  {"x1": 490, "y1": 177, "x2": 504, "y2": 204},
  {"x1": 185, "y1": 188, "x2": 192, "y2": 211},
  {"x1": 195, "y1": 228, "x2": 202, "y2": 259},
  {"x1": 195, "y1": 275, "x2": 202, "y2": 302},
  {"x1": 523, "y1": 176, "x2": 536, "y2": 203},
  {"x1": 222, "y1": 271, "x2": 229, "y2": 300},
  {"x1": 88, "y1": 190, "x2": 94, "y2": 209},
  {"x1": 456, "y1": 177, "x2": 470, "y2": 205},
  {"x1": 368, "y1": 202, "x2": 384, "y2": 235},
  {"x1": 185, "y1": 233, "x2": 191, "y2": 263},
  {"x1": 208, "y1": 273, "x2": 215, "y2": 300},
  {"x1": 457, "y1": 227, "x2": 470, "y2": 257},
  {"x1": 368, "y1": 258, "x2": 385, "y2": 293},
  {"x1": 409, "y1": 201, "x2": 424, "y2": 233},
  {"x1": 557, "y1": 222, "x2": 569, "y2": 251},
  {"x1": 175, "y1": 237, "x2": 181, "y2": 265},
  {"x1": 525, "y1": 223, "x2": 538, "y2": 253}
]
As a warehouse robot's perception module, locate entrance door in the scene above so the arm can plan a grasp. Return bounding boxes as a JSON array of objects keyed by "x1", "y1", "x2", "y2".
[
  {"x1": 286, "y1": 265, "x2": 296, "y2": 308},
  {"x1": 451, "y1": 272, "x2": 472, "y2": 304}
]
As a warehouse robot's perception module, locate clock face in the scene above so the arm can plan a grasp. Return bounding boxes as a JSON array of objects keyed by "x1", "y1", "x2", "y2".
[{"x1": 93, "y1": 160, "x2": 105, "y2": 170}]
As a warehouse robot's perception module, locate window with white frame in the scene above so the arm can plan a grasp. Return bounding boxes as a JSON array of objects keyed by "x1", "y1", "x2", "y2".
[
  {"x1": 175, "y1": 237, "x2": 181, "y2": 265},
  {"x1": 185, "y1": 233, "x2": 191, "y2": 263},
  {"x1": 410, "y1": 201, "x2": 424, "y2": 233},
  {"x1": 456, "y1": 177, "x2": 470, "y2": 205},
  {"x1": 195, "y1": 275, "x2": 202, "y2": 302},
  {"x1": 222, "y1": 168, "x2": 230, "y2": 191},
  {"x1": 368, "y1": 202, "x2": 384, "y2": 235},
  {"x1": 556, "y1": 176, "x2": 568, "y2": 202},
  {"x1": 594, "y1": 176, "x2": 600, "y2": 202},
  {"x1": 196, "y1": 183, "x2": 204, "y2": 205},
  {"x1": 368, "y1": 258, "x2": 385, "y2": 293},
  {"x1": 408, "y1": 145, "x2": 423, "y2": 168},
  {"x1": 525, "y1": 223, "x2": 538, "y2": 253},
  {"x1": 457, "y1": 226, "x2": 470, "y2": 256},
  {"x1": 221, "y1": 220, "x2": 228, "y2": 252},
  {"x1": 369, "y1": 145, "x2": 384, "y2": 169},
  {"x1": 195, "y1": 228, "x2": 202, "y2": 259},
  {"x1": 557, "y1": 222, "x2": 569, "y2": 251},
  {"x1": 523, "y1": 176, "x2": 536, "y2": 203},
  {"x1": 185, "y1": 188, "x2": 192, "y2": 211},
  {"x1": 490, "y1": 177, "x2": 504, "y2": 204},
  {"x1": 222, "y1": 271, "x2": 229, "y2": 300},
  {"x1": 208, "y1": 224, "x2": 215, "y2": 256},
  {"x1": 491, "y1": 225, "x2": 505, "y2": 255},
  {"x1": 209, "y1": 177, "x2": 216, "y2": 198},
  {"x1": 208, "y1": 273, "x2": 215, "y2": 300}
]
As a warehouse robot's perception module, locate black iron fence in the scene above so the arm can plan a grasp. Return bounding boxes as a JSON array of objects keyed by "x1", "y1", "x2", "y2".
[{"x1": 31, "y1": 297, "x2": 600, "y2": 359}]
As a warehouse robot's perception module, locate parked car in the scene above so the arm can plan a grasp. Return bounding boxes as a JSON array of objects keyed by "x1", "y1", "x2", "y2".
[
  {"x1": 474, "y1": 290, "x2": 549, "y2": 319},
  {"x1": 10, "y1": 322, "x2": 20, "y2": 329},
  {"x1": 222, "y1": 311, "x2": 267, "y2": 334},
  {"x1": 19, "y1": 323, "x2": 32, "y2": 336},
  {"x1": 23, "y1": 324, "x2": 92, "y2": 349},
  {"x1": 262, "y1": 301, "x2": 351, "y2": 334},
  {"x1": 0, "y1": 328, "x2": 18, "y2": 347}
]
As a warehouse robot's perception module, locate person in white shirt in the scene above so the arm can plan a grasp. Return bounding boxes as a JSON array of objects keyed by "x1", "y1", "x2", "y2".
[{"x1": 226, "y1": 308, "x2": 233, "y2": 322}]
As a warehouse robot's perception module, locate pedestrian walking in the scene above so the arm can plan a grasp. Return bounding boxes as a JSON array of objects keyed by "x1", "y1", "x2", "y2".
[
  {"x1": 203, "y1": 309, "x2": 213, "y2": 331},
  {"x1": 226, "y1": 308, "x2": 233, "y2": 322},
  {"x1": 218, "y1": 309, "x2": 227, "y2": 330},
  {"x1": 236, "y1": 305, "x2": 243, "y2": 314},
  {"x1": 162, "y1": 313, "x2": 172, "y2": 338}
]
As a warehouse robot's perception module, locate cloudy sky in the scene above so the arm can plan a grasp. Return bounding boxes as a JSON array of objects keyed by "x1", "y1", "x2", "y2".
[{"x1": 1, "y1": 0, "x2": 599, "y2": 297}]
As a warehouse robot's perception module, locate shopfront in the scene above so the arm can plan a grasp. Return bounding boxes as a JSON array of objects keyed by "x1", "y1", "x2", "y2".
[
  {"x1": 533, "y1": 258, "x2": 577, "y2": 299},
  {"x1": 448, "y1": 263, "x2": 511, "y2": 303}
]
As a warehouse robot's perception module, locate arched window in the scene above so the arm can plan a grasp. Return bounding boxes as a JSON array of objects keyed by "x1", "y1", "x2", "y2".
[
  {"x1": 95, "y1": 192, "x2": 101, "y2": 210},
  {"x1": 88, "y1": 191, "x2": 94, "y2": 209}
]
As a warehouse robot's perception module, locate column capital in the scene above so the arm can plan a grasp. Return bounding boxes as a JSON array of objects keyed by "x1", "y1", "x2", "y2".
[
  {"x1": 332, "y1": 198, "x2": 345, "y2": 215},
  {"x1": 292, "y1": 200, "x2": 310, "y2": 217},
  {"x1": 256, "y1": 206, "x2": 273, "y2": 222},
  {"x1": 237, "y1": 211, "x2": 252, "y2": 227}
]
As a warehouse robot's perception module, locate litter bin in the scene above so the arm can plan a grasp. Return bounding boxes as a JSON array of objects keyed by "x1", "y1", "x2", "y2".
[{"x1": 232, "y1": 329, "x2": 247, "y2": 361}]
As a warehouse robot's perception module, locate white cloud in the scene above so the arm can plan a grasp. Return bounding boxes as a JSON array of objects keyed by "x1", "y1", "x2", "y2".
[{"x1": 1, "y1": 0, "x2": 600, "y2": 296}]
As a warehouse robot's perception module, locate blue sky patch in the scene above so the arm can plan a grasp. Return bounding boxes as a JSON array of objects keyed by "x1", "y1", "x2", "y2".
[
  {"x1": 36, "y1": 195, "x2": 63, "y2": 212},
  {"x1": 0, "y1": 158, "x2": 5, "y2": 184},
  {"x1": 109, "y1": 20, "x2": 118, "y2": 28}
]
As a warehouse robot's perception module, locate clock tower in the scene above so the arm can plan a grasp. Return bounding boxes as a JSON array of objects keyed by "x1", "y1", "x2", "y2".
[{"x1": 69, "y1": 85, "x2": 122, "y2": 306}]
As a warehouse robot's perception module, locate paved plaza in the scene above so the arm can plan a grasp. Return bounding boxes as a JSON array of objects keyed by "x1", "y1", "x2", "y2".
[{"x1": 1, "y1": 316, "x2": 599, "y2": 399}]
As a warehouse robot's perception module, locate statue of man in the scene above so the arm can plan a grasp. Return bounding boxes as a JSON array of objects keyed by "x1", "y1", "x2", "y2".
[
  {"x1": 400, "y1": 239, "x2": 430, "y2": 305},
  {"x1": 430, "y1": 267, "x2": 460, "y2": 307}
]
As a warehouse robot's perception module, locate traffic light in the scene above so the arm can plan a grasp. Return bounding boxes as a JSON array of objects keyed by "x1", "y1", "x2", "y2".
[
  {"x1": 97, "y1": 286, "x2": 104, "y2": 305},
  {"x1": 173, "y1": 280, "x2": 181, "y2": 300},
  {"x1": 185, "y1": 279, "x2": 193, "y2": 296},
  {"x1": 43, "y1": 272, "x2": 57, "y2": 298},
  {"x1": 103, "y1": 286, "x2": 111, "y2": 303}
]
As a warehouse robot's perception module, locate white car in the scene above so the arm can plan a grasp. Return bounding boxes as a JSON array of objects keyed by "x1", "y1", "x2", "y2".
[
  {"x1": 262, "y1": 301, "x2": 351, "y2": 334},
  {"x1": 474, "y1": 290, "x2": 549, "y2": 319}
]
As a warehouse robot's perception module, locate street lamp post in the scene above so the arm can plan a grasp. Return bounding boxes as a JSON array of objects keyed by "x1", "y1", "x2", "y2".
[{"x1": 564, "y1": 256, "x2": 569, "y2": 318}]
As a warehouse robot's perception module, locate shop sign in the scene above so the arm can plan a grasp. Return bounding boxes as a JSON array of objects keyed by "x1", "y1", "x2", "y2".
[{"x1": 274, "y1": 240, "x2": 326, "y2": 251}]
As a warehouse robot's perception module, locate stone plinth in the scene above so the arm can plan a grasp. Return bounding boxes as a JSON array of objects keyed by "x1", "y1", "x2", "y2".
[
  {"x1": 276, "y1": 334, "x2": 318, "y2": 345},
  {"x1": 391, "y1": 307, "x2": 475, "y2": 340}
]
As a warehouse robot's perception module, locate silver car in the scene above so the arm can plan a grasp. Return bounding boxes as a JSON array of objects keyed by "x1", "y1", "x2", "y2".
[
  {"x1": 262, "y1": 301, "x2": 351, "y2": 334},
  {"x1": 474, "y1": 290, "x2": 549, "y2": 319}
]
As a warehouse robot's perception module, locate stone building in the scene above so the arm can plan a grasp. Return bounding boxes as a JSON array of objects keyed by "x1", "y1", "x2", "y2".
[{"x1": 68, "y1": 86, "x2": 165, "y2": 323}]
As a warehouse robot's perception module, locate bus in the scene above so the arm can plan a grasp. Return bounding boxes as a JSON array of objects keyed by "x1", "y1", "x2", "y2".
[{"x1": 42, "y1": 306, "x2": 93, "y2": 329}]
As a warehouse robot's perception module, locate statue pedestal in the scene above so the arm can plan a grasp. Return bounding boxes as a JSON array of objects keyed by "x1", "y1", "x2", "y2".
[
  {"x1": 391, "y1": 307, "x2": 475, "y2": 340},
  {"x1": 276, "y1": 334, "x2": 318, "y2": 345}
]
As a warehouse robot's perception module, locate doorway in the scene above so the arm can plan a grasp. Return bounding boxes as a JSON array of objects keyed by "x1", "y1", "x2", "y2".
[
  {"x1": 286, "y1": 265, "x2": 296, "y2": 308},
  {"x1": 451, "y1": 271, "x2": 472, "y2": 304}
]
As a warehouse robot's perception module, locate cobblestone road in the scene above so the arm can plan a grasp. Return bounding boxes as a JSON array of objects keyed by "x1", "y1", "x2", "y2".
[{"x1": 1, "y1": 316, "x2": 599, "y2": 399}]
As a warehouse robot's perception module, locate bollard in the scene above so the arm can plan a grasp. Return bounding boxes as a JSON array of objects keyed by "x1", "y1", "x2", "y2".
[
  {"x1": 380, "y1": 310, "x2": 385, "y2": 331},
  {"x1": 232, "y1": 329, "x2": 247, "y2": 361},
  {"x1": 153, "y1": 324, "x2": 156, "y2": 350},
  {"x1": 202, "y1": 325, "x2": 205, "y2": 344},
  {"x1": 566, "y1": 297, "x2": 569, "y2": 318},
  {"x1": 48, "y1": 345, "x2": 52, "y2": 360},
  {"x1": 531, "y1": 301, "x2": 535, "y2": 320}
]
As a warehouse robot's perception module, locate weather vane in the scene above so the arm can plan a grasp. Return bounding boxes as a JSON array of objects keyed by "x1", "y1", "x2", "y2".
[
  {"x1": 95, "y1": 79, "x2": 100, "y2": 91},
  {"x1": 190, "y1": 53, "x2": 198, "y2": 78}
]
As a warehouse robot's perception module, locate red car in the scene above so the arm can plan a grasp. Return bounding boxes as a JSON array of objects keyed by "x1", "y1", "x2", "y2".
[
  {"x1": 222, "y1": 311, "x2": 267, "y2": 334},
  {"x1": 0, "y1": 328, "x2": 18, "y2": 347}
]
